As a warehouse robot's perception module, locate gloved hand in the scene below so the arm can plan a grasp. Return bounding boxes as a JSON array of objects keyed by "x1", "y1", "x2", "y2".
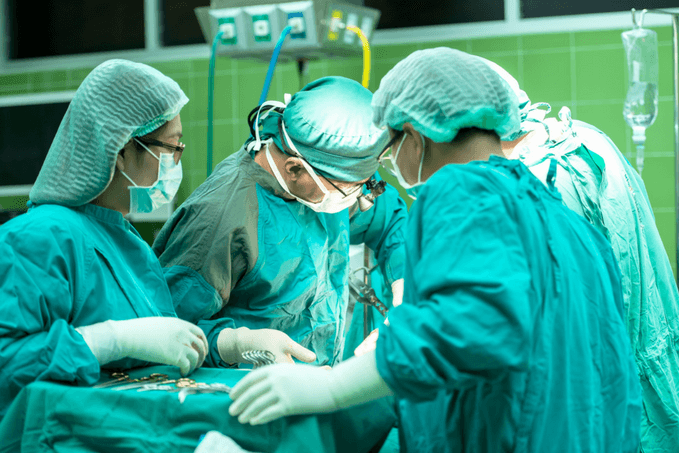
[
  {"x1": 354, "y1": 328, "x2": 380, "y2": 357},
  {"x1": 228, "y1": 350, "x2": 393, "y2": 425},
  {"x1": 391, "y1": 278, "x2": 404, "y2": 308},
  {"x1": 217, "y1": 327, "x2": 316, "y2": 365},
  {"x1": 76, "y1": 317, "x2": 208, "y2": 376}
]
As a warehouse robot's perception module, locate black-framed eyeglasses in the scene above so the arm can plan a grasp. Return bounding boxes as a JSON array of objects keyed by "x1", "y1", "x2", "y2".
[{"x1": 138, "y1": 138, "x2": 186, "y2": 154}]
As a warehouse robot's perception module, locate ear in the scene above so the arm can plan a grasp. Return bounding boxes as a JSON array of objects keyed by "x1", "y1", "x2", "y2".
[
  {"x1": 116, "y1": 140, "x2": 135, "y2": 172},
  {"x1": 402, "y1": 122, "x2": 426, "y2": 159},
  {"x1": 115, "y1": 153, "x2": 125, "y2": 172},
  {"x1": 283, "y1": 157, "x2": 305, "y2": 182}
]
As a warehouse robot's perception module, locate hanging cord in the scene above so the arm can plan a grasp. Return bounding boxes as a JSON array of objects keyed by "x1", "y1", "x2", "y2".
[
  {"x1": 259, "y1": 26, "x2": 293, "y2": 105},
  {"x1": 346, "y1": 25, "x2": 371, "y2": 88},
  {"x1": 631, "y1": 8, "x2": 648, "y2": 29},
  {"x1": 207, "y1": 30, "x2": 224, "y2": 178}
]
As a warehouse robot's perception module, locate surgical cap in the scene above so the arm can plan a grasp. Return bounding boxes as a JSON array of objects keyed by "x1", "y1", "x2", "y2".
[
  {"x1": 372, "y1": 47, "x2": 520, "y2": 143},
  {"x1": 480, "y1": 58, "x2": 549, "y2": 140},
  {"x1": 259, "y1": 76, "x2": 388, "y2": 182},
  {"x1": 30, "y1": 59, "x2": 189, "y2": 206},
  {"x1": 480, "y1": 58, "x2": 530, "y2": 112}
]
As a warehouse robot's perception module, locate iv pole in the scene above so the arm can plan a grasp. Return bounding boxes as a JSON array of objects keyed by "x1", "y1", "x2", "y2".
[{"x1": 632, "y1": 8, "x2": 679, "y2": 285}]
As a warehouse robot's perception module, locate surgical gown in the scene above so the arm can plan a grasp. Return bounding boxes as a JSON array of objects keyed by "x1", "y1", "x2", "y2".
[
  {"x1": 0, "y1": 203, "x2": 177, "y2": 420},
  {"x1": 153, "y1": 147, "x2": 407, "y2": 367},
  {"x1": 515, "y1": 119, "x2": 679, "y2": 453},
  {"x1": 375, "y1": 156, "x2": 641, "y2": 453}
]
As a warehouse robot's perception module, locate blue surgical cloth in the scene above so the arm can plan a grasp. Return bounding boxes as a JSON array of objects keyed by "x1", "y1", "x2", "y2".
[
  {"x1": 371, "y1": 48, "x2": 520, "y2": 143},
  {"x1": 0, "y1": 203, "x2": 178, "y2": 420},
  {"x1": 257, "y1": 76, "x2": 389, "y2": 182},
  {"x1": 376, "y1": 156, "x2": 641, "y2": 452},
  {"x1": 152, "y1": 147, "x2": 407, "y2": 367},
  {"x1": 30, "y1": 59, "x2": 188, "y2": 207},
  {"x1": 515, "y1": 118, "x2": 679, "y2": 453}
]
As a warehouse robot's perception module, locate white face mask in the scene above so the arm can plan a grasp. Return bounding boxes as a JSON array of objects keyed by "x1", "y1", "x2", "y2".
[
  {"x1": 264, "y1": 143, "x2": 360, "y2": 214},
  {"x1": 391, "y1": 133, "x2": 426, "y2": 191},
  {"x1": 121, "y1": 139, "x2": 183, "y2": 214}
]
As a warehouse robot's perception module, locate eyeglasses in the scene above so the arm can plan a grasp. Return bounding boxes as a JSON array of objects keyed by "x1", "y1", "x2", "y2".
[
  {"x1": 276, "y1": 119, "x2": 385, "y2": 210},
  {"x1": 377, "y1": 130, "x2": 405, "y2": 177},
  {"x1": 137, "y1": 138, "x2": 186, "y2": 155}
]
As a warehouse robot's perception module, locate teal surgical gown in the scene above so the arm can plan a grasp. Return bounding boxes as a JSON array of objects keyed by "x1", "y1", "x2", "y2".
[
  {"x1": 516, "y1": 118, "x2": 679, "y2": 453},
  {"x1": 0, "y1": 203, "x2": 178, "y2": 420},
  {"x1": 375, "y1": 156, "x2": 641, "y2": 453},
  {"x1": 153, "y1": 147, "x2": 407, "y2": 367}
]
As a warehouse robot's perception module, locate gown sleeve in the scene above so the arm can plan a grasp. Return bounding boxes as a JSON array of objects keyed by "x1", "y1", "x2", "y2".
[
  {"x1": 375, "y1": 169, "x2": 533, "y2": 401},
  {"x1": 349, "y1": 174, "x2": 408, "y2": 285},
  {"x1": 153, "y1": 174, "x2": 260, "y2": 368},
  {"x1": 0, "y1": 223, "x2": 100, "y2": 417}
]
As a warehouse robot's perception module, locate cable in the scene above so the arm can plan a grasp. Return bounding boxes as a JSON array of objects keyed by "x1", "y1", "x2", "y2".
[
  {"x1": 258, "y1": 26, "x2": 293, "y2": 106},
  {"x1": 207, "y1": 30, "x2": 224, "y2": 178},
  {"x1": 345, "y1": 25, "x2": 370, "y2": 88}
]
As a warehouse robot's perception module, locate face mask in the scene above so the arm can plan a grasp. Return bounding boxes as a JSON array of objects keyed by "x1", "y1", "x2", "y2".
[
  {"x1": 121, "y1": 139, "x2": 183, "y2": 214},
  {"x1": 391, "y1": 134, "x2": 426, "y2": 199},
  {"x1": 265, "y1": 143, "x2": 360, "y2": 214}
]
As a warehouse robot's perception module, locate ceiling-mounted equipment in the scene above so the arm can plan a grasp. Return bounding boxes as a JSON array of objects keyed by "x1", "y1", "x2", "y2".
[{"x1": 195, "y1": 0, "x2": 381, "y2": 61}]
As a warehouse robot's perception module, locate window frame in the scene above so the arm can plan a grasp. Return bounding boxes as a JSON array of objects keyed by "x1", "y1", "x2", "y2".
[{"x1": 0, "y1": 0, "x2": 678, "y2": 74}]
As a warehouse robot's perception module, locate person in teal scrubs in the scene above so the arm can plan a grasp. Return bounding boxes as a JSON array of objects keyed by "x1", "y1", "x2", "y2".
[
  {"x1": 485, "y1": 58, "x2": 679, "y2": 453},
  {"x1": 0, "y1": 59, "x2": 208, "y2": 421},
  {"x1": 152, "y1": 76, "x2": 407, "y2": 368},
  {"x1": 226, "y1": 48, "x2": 642, "y2": 453}
]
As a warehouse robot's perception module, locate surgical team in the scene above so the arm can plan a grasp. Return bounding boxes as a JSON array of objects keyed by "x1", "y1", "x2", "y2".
[{"x1": 0, "y1": 46, "x2": 677, "y2": 452}]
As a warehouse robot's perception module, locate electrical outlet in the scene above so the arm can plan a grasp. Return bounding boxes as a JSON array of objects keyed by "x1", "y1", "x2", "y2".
[
  {"x1": 287, "y1": 12, "x2": 306, "y2": 39},
  {"x1": 218, "y1": 17, "x2": 237, "y2": 45},
  {"x1": 252, "y1": 14, "x2": 271, "y2": 42},
  {"x1": 343, "y1": 13, "x2": 358, "y2": 44},
  {"x1": 328, "y1": 10, "x2": 342, "y2": 41},
  {"x1": 360, "y1": 16, "x2": 373, "y2": 41}
]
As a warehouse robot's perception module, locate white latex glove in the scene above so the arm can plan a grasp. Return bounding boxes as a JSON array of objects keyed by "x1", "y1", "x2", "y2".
[
  {"x1": 354, "y1": 328, "x2": 380, "y2": 357},
  {"x1": 217, "y1": 327, "x2": 316, "y2": 365},
  {"x1": 391, "y1": 278, "x2": 404, "y2": 308},
  {"x1": 228, "y1": 350, "x2": 393, "y2": 425},
  {"x1": 76, "y1": 317, "x2": 208, "y2": 376}
]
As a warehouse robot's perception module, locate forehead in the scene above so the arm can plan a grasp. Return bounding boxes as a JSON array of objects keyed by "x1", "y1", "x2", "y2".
[{"x1": 160, "y1": 115, "x2": 182, "y2": 137}]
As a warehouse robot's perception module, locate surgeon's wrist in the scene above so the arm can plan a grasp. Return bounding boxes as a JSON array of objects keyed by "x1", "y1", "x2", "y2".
[
  {"x1": 75, "y1": 320, "x2": 123, "y2": 366},
  {"x1": 217, "y1": 327, "x2": 248, "y2": 364}
]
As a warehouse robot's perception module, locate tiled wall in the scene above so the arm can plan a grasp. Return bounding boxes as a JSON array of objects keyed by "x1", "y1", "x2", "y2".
[{"x1": 1, "y1": 26, "x2": 677, "y2": 275}]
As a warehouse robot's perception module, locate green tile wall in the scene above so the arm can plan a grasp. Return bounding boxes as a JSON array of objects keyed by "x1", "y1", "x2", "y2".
[{"x1": 1, "y1": 26, "x2": 677, "y2": 278}]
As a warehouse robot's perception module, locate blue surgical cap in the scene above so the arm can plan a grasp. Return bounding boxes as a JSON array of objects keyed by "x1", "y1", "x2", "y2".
[
  {"x1": 258, "y1": 76, "x2": 388, "y2": 182},
  {"x1": 372, "y1": 47, "x2": 520, "y2": 143},
  {"x1": 30, "y1": 59, "x2": 188, "y2": 206}
]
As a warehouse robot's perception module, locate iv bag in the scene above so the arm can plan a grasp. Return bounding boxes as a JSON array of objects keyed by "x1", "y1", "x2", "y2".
[{"x1": 622, "y1": 28, "x2": 659, "y2": 130}]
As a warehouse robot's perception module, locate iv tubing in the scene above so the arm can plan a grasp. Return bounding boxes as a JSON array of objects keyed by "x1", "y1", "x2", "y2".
[
  {"x1": 207, "y1": 30, "x2": 224, "y2": 178},
  {"x1": 259, "y1": 26, "x2": 293, "y2": 105},
  {"x1": 346, "y1": 25, "x2": 370, "y2": 88}
]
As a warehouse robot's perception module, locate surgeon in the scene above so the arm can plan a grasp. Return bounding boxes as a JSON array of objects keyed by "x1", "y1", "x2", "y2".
[
  {"x1": 226, "y1": 48, "x2": 642, "y2": 452},
  {"x1": 0, "y1": 59, "x2": 208, "y2": 421},
  {"x1": 483, "y1": 59, "x2": 679, "y2": 453},
  {"x1": 152, "y1": 76, "x2": 406, "y2": 368}
]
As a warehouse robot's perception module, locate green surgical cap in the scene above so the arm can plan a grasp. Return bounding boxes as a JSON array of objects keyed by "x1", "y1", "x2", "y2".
[
  {"x1": 372, "y1": 47, "x2": 520, "y2": 143},
  {"x1": 259, "y1": 76, "x2": 388, "y2": 182},
  {"x1": 30, "y1": 59, "x2": 189, "y2": 206}
]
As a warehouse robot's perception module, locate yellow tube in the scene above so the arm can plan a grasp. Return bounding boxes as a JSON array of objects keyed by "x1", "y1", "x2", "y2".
[{"x1": 346, "y1": 25, "x2": 370, "y2": 88}]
